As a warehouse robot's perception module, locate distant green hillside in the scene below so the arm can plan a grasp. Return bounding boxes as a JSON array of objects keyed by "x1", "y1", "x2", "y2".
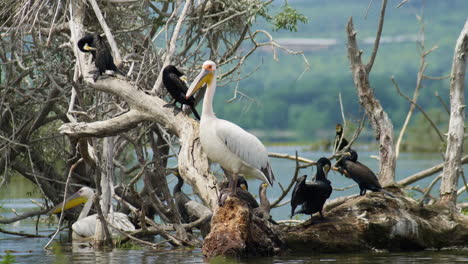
[{"x1": 209, "y1": 0, "x2": 467, "y2": 143}]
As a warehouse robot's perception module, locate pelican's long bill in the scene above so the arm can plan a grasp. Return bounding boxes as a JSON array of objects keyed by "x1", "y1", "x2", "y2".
[
  {"x1": 50, "y1": 191, "x2": 88, "y2": 214},
  {"x1": 185, "y1": 68, "x2": 213, "y2": 99}
]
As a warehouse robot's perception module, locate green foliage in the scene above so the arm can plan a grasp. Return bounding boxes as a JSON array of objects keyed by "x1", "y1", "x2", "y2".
[
  {"x1": 0, "y1": 251, "x2": 15, "y2": 264},
  {"x1": 272, "y1": 2, "x2": 308, "y2": 32}
]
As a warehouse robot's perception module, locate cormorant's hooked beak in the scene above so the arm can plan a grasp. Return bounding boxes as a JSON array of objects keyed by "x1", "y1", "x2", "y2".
[
  {"x1": 240, "y1": 183, "x2": 248, "y2": 191},
  {"x1": 323, "y1": 164, "x2": 331, "y2": 175},
  {"x1": 83, "y1": 43, "x2": 96, "y2": 51},
  {"x1": 185, "y1": 68, "x2": 212, "y2": 99},
  {"x1": 49, "y1": 191, "x2": 88, "y2": 214}
]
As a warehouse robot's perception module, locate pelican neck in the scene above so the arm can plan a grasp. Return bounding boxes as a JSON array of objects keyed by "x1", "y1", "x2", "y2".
[{"x1": 202, "y1": 74, "x2": 217, "y2": 118}]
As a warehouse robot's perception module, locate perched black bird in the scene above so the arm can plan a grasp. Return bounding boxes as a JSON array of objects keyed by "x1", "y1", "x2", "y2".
[
  {"x1": 336, "y1": 149, "x2": 394, "y2": 197},
  {"x1": 290, "y1": 157, "x2": 332, "y2": 219},
  {"x1": 172, "y1": 172, "x2": 212, "y2": 237},
  {"x1": 78, "y1": 34, "x2": 125, "y2": 81},
  {"x1": 162, "y1": 65, "x2": 201, "y2": 120},
  {"x1": 219, "y1": 176, "x2": 259, "y2": 208},
  {"x1": 333, "y1": 123, "x2": 349, "y2": 152},
  {"x1": 173, "y1": 173, "x2": 193, "y2": 223}
]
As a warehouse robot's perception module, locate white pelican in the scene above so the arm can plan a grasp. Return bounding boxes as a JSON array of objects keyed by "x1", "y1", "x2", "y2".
[
  {"x1": 185, "y1": 60, "x2": 275, "y2": 199},
  {"x1": 51, "y1": 187, "x2": 135, "y2": 241}
]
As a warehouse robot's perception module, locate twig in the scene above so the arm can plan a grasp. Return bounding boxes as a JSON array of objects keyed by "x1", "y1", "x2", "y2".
[
  {"x1": 395, "y1": 8, "x2": 431, "y2": 158},
  {"x1": 268, "y1": 152, "x2": 315, "y2": 164},
  {"x1": 151, "y1": 0, "x2": 192, "y2": 94},
  {"x1": 419, "y1": 173, "x2": 442, "y2": 204},
  {"x1": 0, "y1": 208, "x2": 49, "y2": 224},
  {"x1": 435, "y1": 91, "x2": 450, "y2": 115},
  {"x1": 396, "y1": 0, "x2": 409, "y2": 8},
  {"x1": 364, "y1": 0, "x2": 374, "y2": 19},
  {"x1": 391, "y1": 76, "x2": 445, "y2": 142},
  {"x1": 88, "y1": 0, "x2": 122, "y2": 65},
  {"x1": 0, "y1": 227, "x2": 47, "y2": 238},
  {"x1": 458, "y1": 169, "x2": 468, "y2": 198},
  {"x1": 271, "y1": 152, "x2": 307, "y2": 208},
  {"x1": 366, "y1": 0, "x2": 387, "y2": 72},
  {"x1": 398, "y1": 154, "x2": 468, "y2": 186},
  {"x1": 44, "y1": 158, "x2": 84, "y2": 249},
  {"x1": 333, "y1": 184, "x2": 357, "y2": 191},
  {"x1": 276, "y1": 219, "x2": 304, "y2": 225}
]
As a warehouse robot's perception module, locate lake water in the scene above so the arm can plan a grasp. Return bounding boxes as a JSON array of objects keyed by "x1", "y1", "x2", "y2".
[{"x1": 1, "y1": 146, "x2": 467, "y2": 263}]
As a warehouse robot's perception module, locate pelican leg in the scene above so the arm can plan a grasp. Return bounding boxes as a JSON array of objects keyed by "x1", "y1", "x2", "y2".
[
  {"x1": 218, "y1": 175, "x2": 239, "y2": 206},
  {"x1": 231, "y1": 175, "x2": 238, "y2": 196}
]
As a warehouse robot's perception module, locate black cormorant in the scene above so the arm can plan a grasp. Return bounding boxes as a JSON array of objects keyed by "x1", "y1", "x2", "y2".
[
  {"x1": 172, "y1": 172, "x2": 212, "y2": 237},
  {"x1": 173, "y1": 173, "x2": 193, "y2": 223},
  {"x1": 78, "y1": 34, "x2": 125, "y2": 82},
  {"x1": 336, "y1": 149, "x2": 394, "y2": 197},
  {"x1": 290, "y1": 157, "x2": 332, "y2": 219},
  {"x1": 333, "y1": 123, "x2": 349, "y2": 152},
  {"x1": 219, "y1": 176, "x2": 259, "y2": 208},
  {"x1": 162, "y1": 65, "x2": 200, "y2": 120}
]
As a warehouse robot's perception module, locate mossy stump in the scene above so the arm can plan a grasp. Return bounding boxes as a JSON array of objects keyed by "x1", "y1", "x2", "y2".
[
  {"x1": 202, "y1": 196, "x2": 285, "y2": 258},
  {"x1": 281, "y1": 190, "x2": 468, "y2": 252}
]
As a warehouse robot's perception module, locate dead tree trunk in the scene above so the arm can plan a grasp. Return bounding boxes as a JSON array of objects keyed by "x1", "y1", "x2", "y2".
[
  {"x1": 345, "y1": 0, "x2": 396, "y2": 186},
  {"x1": 439, "y1": 18, "x2": 467, "y2": 205}
]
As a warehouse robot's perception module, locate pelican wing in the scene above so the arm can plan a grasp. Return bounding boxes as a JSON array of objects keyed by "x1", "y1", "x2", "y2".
[
  {"x1": 72, "y1": 214, "x2": 98, "y2": 238},
  {"x1": 216, "y1": 119, "x2": 274, "y2": 185},
  {"x1": 72, "y1": 213, "x2": 135, "y2": 239}
]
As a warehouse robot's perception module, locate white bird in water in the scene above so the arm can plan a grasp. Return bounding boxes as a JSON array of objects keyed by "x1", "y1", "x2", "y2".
[
  {"x1": 50, "y1": 186, "x2": 135, "y2": 241},
  {"x1": 185, "y1": 60, "x2": 275, "y2": 202}
]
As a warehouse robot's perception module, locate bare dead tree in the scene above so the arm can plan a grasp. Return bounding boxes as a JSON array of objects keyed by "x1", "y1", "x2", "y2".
[
  {"x1": 439, "y1": 18, "x2": 467, "y2": 206},
  {"x1": 345, "y1": 0, "x2": 396, "y2": 186},
  {"x1": 0, "y1": 0, "x2": 309, "y2": 248}
]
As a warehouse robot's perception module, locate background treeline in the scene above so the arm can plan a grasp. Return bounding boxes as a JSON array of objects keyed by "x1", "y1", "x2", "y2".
[{"x1": 206, "y1": 0, "x2": 467, "y2": 148}]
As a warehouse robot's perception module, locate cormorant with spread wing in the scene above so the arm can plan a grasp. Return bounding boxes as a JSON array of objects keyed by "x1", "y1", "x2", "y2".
[
  {"x1": 162, "y1": 65, "x2": 200, "y2": 120},
  {"x1": 290, "y1": 157, "x2": 332, "y2": 219},
  {"x1": 78, "y1": 34, "x2": 125, "y2": 81}
]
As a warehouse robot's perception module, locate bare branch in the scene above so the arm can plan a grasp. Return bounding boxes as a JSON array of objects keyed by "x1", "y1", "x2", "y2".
[
  {"x1": 59, "y1": 110, "x2": 148, "y2": 138},
  {"x1": 398, "y1": 155, "x2": 468, "y2": 186},
  {"x1": 346, "y1": 15, "x2": 396, "y2": 186},
  {"x1": 391, "y1": 76, "x2": 445, "y2": 142},
  {"x1": 88, "y1": 0, "x2": 122, "y2": 65},
  {"x1": 366, "y1": 0, "x2": 387, "y2": 72}
]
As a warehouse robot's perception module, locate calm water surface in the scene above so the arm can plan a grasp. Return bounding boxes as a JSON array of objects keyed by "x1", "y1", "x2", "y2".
[{"x1": 1, "y1": 146, "x2": 467, "y2": 263}]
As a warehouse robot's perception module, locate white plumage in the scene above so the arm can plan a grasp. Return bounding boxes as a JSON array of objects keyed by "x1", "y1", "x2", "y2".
[
  {"x1": 51, "y1": 186, "x2": 135, "y2": 241},
  {"x1": 186, "y1": 61, "x2": 275, "y2": 189},
  {"x1": 72, "y1": 212, "x2": 135, "y2": 240}
]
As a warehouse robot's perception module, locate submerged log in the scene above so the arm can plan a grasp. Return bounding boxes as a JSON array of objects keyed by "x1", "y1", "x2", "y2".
[
  {"x1": 202, "y1": 196, "x2": 285, "y2": 258},
  {"x1": 282, "y1": 190, "x2": 468, "y2": 252}
]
